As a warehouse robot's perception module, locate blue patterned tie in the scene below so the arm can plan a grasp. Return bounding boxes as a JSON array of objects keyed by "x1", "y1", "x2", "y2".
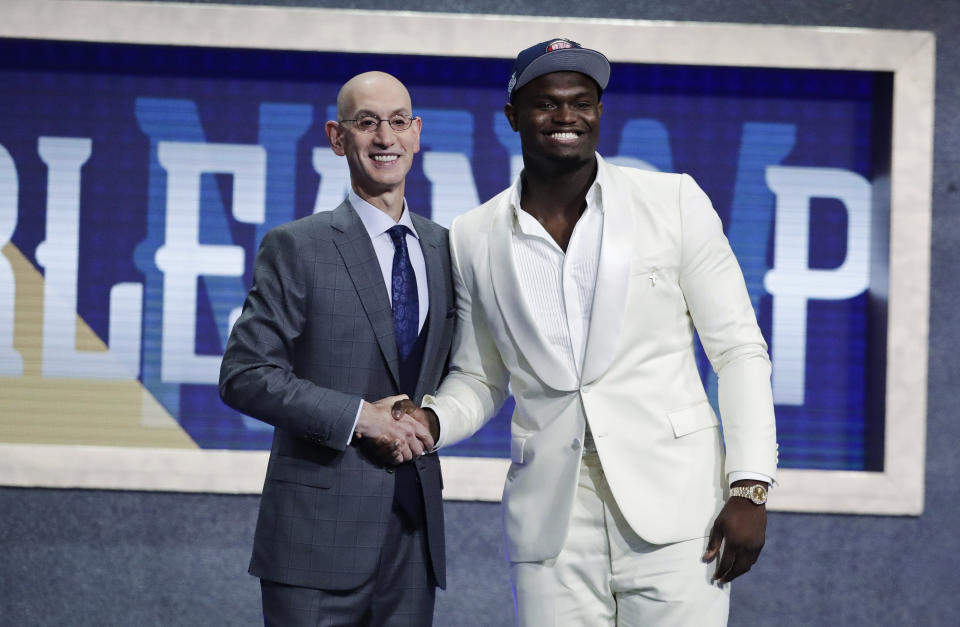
[{"x1": 388, "y1": 225, "x2": 419, "y2": 360}]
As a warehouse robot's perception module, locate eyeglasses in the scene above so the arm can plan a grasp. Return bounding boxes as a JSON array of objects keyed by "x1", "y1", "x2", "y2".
[{"x1": 339, "y1": 113, "x2": 417, "y2": 134}]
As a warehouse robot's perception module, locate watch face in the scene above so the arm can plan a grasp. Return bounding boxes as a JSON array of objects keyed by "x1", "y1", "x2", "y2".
[{"x1": 750, "y1": 485, "x2": 768, "y2": 504}]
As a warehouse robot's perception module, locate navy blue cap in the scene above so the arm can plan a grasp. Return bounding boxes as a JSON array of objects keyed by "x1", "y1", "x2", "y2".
[{"x1": 507, "y1": 38, "x2": 610, "y2": 99}]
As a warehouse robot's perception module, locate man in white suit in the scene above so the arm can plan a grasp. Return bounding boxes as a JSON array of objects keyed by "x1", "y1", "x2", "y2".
[{"x1": 396, "y1": 39, "x2": 778, "y2": 626}]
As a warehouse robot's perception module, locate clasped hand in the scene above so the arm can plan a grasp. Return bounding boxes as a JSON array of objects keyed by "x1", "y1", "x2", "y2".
[{"x1": 354, "y1": 395, "x2": 434, "y2": 466}]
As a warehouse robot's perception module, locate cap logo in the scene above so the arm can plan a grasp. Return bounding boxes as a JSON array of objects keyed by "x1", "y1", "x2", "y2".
[
  {"x1": 507, "y1": 73, "x2": 518, "y2": 96},
  {"x1": 546, "y1": 40, "x2": 574, "y2": 52}
]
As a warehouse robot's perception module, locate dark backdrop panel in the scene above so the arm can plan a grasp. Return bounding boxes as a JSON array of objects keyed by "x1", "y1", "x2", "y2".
[
  {"x1": 3, "y1": 485, "x2": 959, "y2": 626},
  {"x1": 0, "y1": 487, "x2": 513, "y2": 627}
]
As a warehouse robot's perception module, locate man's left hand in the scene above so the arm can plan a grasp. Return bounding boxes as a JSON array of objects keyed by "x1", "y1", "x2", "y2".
[{"x1": 701, "y1": 482, "x2": 767, "y2": 583}]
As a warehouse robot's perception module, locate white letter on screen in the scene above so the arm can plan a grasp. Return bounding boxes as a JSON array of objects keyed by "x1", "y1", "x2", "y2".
[
  {"x1": 35, "y1": 137, "x2": 143, "y2": 379},
  {"x1": 763, "y1": 166, "x2": 871, "y2": 405},
  {"x1": 422, "y1": 152, "x2": 480, "y2": 229},
  {"x1": 0, "y1": 144, "x2": 22, "y2": 375},
  {"x1": 155, "y1": 141, "x2": 265, "y2": 384},
  {"x1": 311, "y1": 148, "x2": 351, "y2": 214}
]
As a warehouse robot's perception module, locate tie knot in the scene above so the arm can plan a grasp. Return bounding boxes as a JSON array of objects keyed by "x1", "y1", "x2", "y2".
[{"x1": 388, "y1": 224, "x2": 411, "y2": 248}]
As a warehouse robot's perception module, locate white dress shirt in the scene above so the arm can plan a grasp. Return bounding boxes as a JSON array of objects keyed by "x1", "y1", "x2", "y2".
[
  {"x1": 346, "y1": 190, "x2": 429, "y2": 442},
  {"x1": 509, "y1": 177, "x2": 603, "y2": 380}
]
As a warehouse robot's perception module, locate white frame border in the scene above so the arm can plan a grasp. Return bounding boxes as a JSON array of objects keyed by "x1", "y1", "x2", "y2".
[{"x1": 0, "y1": 0, "x2": 934, "y2": 514}]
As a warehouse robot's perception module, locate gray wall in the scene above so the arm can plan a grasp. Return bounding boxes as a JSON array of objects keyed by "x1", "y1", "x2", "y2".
[{"x1": 4, "y1": 1, "x2": 959, "y2": 625}]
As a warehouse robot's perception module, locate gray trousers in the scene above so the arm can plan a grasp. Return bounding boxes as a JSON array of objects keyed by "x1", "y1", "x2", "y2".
[{"x1": 260, "y1": 500, "x2": 435, "y2": 627}]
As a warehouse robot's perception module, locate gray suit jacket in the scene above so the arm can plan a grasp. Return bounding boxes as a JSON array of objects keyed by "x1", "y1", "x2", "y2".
[{"x1": 219, "y1": 199, "x2": 454, "y2": 590}]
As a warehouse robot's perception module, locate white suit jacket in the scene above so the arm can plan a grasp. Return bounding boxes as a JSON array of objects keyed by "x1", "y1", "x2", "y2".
[{"x1": 423, "y1": 154, "x2": 778, "y2": 563}]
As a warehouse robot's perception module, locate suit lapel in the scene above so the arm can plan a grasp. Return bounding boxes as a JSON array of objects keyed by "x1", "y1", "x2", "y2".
[
  {"x1": 488, "y1": 199, "x2": 579, "y2": 392},
  {"x1": 581, "y1": 157, "x2": 633, "y2": 384},
  {"x1": 331, "y1": 200, "x2": 400, "y2": 389},
  {"x1": 411, "y1": 213, "x2": 449, "y2": 400}
]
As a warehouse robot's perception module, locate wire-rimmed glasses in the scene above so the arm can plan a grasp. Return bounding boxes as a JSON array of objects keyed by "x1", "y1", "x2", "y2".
[{"x1": 339, "y1": 113, "x2": 417, "y2": 133}]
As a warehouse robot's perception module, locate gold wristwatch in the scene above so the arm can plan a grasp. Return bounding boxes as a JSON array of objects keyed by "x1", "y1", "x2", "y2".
[{"x1": 728, "y1": 484, "x2": 768, "y2": 505}]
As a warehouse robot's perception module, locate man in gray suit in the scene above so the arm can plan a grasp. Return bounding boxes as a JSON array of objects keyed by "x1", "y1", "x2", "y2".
[{"x1": 220, "y1": 71, "x2": 454, "y2": 626}]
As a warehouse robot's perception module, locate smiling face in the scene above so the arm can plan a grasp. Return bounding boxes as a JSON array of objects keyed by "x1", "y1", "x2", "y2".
[
  {"x1": 505, "y1": 71, "x2": 602, "y2": 173},
  {"x1": 325, "y1": 72, "x2": 421, "y2": 203}
]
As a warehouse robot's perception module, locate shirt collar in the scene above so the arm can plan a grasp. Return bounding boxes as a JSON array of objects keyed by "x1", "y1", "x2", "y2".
[
  {"x1": 348, "y1": 189, "x2": 419, "y2": 240},
  {"x1": 508, "y1": 153, "x2": 606, "y2": 236}
]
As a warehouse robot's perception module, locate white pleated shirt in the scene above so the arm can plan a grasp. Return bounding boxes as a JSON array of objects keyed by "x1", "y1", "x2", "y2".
[{"x1": 508, "y1": 179, "x2": 604, "y2": 381}]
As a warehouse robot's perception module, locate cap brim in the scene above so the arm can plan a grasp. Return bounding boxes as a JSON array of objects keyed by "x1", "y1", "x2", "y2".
[{"x1": 513, "y1": 48, "x2": 610, "y2": 94}]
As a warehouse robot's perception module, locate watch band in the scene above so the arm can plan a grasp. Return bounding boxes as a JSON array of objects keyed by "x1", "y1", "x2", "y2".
[{"x1": 729, "y1": 484, "x2": 768, "y2": 505}]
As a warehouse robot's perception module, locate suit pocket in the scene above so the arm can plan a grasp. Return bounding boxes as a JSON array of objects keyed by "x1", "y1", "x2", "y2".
[
  {"x1": 268, "y1": 455, "x2": 335, "y2": 488},
  {"x1": 667, "y1": 401, "x2": 719, "y2": 438}
]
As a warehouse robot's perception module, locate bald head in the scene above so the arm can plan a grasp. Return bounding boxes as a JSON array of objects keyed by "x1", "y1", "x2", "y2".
[{"x1": 336, "y1": 71, "x2": 412, "y2": 121}]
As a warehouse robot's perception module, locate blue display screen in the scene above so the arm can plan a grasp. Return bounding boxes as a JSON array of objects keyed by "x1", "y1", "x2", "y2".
[{"x1": 0, "y1": 38, "x2": 891, "y2": 470}]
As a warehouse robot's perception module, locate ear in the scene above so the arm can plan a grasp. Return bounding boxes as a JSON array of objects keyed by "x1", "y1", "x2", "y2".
[
  {"x1": 504, "y1": 102, "x2": 518, "y2": 132},
  {"x1": 410, "y1": 115, "x2": 423, "y2": 154},
  {"x1": 324, "y1": 120, "x2": 346, "y2": 156},
  {"x1": 597, "y1": 101, "x2": 603, "y2": 118}
]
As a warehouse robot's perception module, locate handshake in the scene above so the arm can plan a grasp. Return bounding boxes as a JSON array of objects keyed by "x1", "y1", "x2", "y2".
[{"x1": 354, "y1": 395, "x2": 440, "y2": 466}]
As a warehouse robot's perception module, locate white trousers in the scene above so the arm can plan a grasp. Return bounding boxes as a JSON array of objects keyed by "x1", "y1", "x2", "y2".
[{"x1": 510, "y1": 451, "x2": 729, "y2": 627}]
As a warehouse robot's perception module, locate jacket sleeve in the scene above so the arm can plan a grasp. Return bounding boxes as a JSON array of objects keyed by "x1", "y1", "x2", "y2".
[
  {"x1": 421, "y1": 217, "x2": 511, "y2": 449},
  {"x1": 677, "y1": 173, "x2": 779, "y2": 481},
  {"x1": 218, "y1": 226, "x2": 360, "y2": 450}
]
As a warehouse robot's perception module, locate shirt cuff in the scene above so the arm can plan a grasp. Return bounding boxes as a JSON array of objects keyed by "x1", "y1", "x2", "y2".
[
  {"x1": 344, "y1": 398, "x2": 363, "y2": 447},
  {"x1": 728, "y1": 471, "x2": 773, "y2": 487},
  {"x1": 420, "y1": 395, "x2": 444, "y2": 451}
]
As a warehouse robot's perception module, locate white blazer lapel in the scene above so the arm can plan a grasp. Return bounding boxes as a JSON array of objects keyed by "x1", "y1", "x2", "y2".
[
  {"x1": 488, "y1": 199, "x2": 579, "y2": 392},
  {"x1": 581, "y1": 158, "x2": 634, "y2": 385}
]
